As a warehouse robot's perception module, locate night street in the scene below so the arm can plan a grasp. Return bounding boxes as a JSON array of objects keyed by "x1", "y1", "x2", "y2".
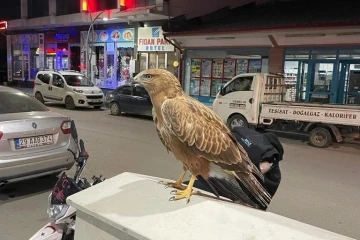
[{"x1": 0, "y1": 104, "x2": 359, "y2": 239}]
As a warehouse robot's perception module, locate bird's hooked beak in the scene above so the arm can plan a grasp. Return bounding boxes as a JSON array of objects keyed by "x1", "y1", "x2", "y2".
[{"x1": 133, "y1": 73, "x2": 142, "y2": 85}]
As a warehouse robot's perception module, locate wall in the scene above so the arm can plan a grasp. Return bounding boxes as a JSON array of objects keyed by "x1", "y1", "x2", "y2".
[
  {"x1": 169, "y1": 0, "x2": 273, "y2": 19},
  {"x1": 268, "y1": 47, "x2": 284, "y2": 74}
]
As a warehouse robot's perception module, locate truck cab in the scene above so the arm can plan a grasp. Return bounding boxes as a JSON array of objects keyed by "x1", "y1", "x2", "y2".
[{"x1": 212, "y1": 73, "x2": 285, "y2": 130}]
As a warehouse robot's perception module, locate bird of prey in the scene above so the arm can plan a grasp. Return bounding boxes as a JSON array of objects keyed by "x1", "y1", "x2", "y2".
[{"x1": 133, "y1": 69, "x2": 271, "y2": 208}]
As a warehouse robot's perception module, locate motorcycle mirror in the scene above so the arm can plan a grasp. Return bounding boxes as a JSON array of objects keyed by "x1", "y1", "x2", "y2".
[{"x1": 70, "y1": 120, "x2": 78, "y2": 143}]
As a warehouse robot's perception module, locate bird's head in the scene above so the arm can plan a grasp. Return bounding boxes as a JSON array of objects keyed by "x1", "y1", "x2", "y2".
[{"x1": 133, "y1": 69, "x2": 182, "y2": 97}]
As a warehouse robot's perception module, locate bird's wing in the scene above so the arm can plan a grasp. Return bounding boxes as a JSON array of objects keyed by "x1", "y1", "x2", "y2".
[
  {"x1": 161, "y1": 96, "x2": 249, "y2": 166},
  {"x1": 161, "y1": 96, "x2": 271, "y2": 208},
  {"x1": 153, "y1": 107, "x2": 171, "y2": 153}
]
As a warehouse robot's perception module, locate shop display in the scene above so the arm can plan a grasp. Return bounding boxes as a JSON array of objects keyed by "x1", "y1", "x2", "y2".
[
  {"x1": 212, "y1": 59, "x2": 223, "y2": 78},
  {"x1": 223, "y1": 59, "x2": 236, "y2": 78},
  {"x1": 189, "y1": 57, "x2": 262, "y2": 100},
  {"x1": 249, "y1": 59, "x2": 262, "y2": 73},
  {"x1": 236, "y1": 59, "x2": 248, "y2": 75},
  {"x1": 211, "y1": 79, "x2": 223, "y2": 97},
  {"x1": 201, "y1": 59, "x2": 212, "y2": 77},
  {"x1": 200, "y1": 78, "x2": 211, "y2": 96},
  {"x1": 191, "y1": 59, "x2": 201, "y2": 77},
  {"x1": 190, "y1": 78, "x2": 200, "y2": 95}
]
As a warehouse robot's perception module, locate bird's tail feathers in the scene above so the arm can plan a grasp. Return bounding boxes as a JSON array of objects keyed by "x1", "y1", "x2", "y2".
[{"x1": 234, "y1": 171, "x2": 272, "y2": 208}]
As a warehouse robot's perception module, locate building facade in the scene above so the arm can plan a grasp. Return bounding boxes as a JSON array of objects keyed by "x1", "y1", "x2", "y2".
[
  {"x1": 163, "y1": 0, "x2": 360, "y2": 106},
  {"x1": 4, "y1": 0, "x2": 261, "y2": 88}
]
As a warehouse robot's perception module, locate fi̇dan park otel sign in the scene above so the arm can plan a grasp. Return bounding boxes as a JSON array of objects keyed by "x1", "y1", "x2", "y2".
[{"x1": 137, "y1": 26, "x2": 174, "y2": 52}]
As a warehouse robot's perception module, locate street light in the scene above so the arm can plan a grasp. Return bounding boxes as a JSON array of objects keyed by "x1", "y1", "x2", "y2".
[{"x1": 85, "y1": 11, "x2": 104, "y2": 85}]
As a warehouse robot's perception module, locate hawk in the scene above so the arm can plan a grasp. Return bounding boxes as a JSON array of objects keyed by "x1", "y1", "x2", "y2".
[{"x1": 133, "y1": 69, "x2": 271, "y2": 208}]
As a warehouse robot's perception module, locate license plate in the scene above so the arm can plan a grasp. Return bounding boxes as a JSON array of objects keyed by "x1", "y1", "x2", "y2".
[
  {"x1": 90, "y1": 99, "x2": 102, "y2": 102},
  {"x1": 15, "y1": 135, "x2": 54, "y2": 149}
]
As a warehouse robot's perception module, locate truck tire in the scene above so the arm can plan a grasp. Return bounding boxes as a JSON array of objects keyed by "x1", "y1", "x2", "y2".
[
  {"x1": 309, "y1": 127, "x2": 332, "y2": 148},
  {"x1": 227, "y1": 114, "x2": 248, "y2": 130}
]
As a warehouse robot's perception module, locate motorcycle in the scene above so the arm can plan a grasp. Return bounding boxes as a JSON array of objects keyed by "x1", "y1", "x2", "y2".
[{"x1": 29, "y1": 120, "x2": 105, "y2": 240}]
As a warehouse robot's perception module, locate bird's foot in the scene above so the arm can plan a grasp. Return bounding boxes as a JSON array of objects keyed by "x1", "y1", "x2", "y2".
[
  {"x1": 169, "y1": 188, "x2": 199, "y2": 204},
  {"x1": 158, "y1": 180, "x2": 187, "y2": 190}
]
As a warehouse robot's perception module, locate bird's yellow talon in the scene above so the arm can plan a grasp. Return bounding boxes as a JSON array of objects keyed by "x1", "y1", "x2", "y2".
[{"x1": 168, "y1": 175, "x2": 198, "y2": 203}]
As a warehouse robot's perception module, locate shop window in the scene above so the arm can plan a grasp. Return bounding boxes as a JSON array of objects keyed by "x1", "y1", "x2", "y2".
[
  {"x1": 338, "y1": 49, "x2": 360, "y2": 59},
  {"x1": 311, "y1": 49, "x2": 337, "y2": 60},
  {"x1": 13, "y1": 44, "x2": 23, "y2": 80},
  {"x1": 285, "y1": 49, "x2": 310, "y2": 59},
  {"x1": 139, "y1": 53, "x2": 147, "y2": 72},
  {"x1": 189, "y1": 58, "x2": 262, "y2": 98},
  {"x1": 93, "y1": 45, "x2": 105, "y2": 86},
  {"x1": 56, "y1": 0, "x2": 80, "y2": 16},
  {"x1": 117, "y1": 45, "x2": 134, "y2": 86},
  {"x1": 27, "y1": 0, "x2": 49, "y2": 18}
]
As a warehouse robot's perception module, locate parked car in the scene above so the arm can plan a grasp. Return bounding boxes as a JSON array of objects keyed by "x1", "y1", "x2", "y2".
[
  {"x1": 33, "y1": 70, "x2": 104, "y2": 110},
  {"x1": 105, "y1": 84, "x2": 152, "y2": 117},
  {"x1": 0, "y1": 86, "x2": 77, "y2": 185}
]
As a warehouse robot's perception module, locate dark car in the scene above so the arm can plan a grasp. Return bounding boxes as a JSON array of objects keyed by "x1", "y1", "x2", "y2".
[{"x1": 105, "y1": 84, "x2": 152, "y2": 117}]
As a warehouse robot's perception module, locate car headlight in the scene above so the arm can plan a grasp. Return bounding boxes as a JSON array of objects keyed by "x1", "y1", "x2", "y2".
[
  {"x1": 107, "y1": 93, "x2": 114, "y2": 99},
  {"x1": 98, "y1": 89, "x2": 103, "y2": 94},
  {"x1": 73, "y1": 88, "x2": 84, "y2": 93}
]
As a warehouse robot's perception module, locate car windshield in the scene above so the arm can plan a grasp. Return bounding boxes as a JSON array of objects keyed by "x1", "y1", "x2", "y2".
[
  {"x1": 62, "y1": 75, "x2": 92, "y2": 87},
  {"x1": 0, "y1": 92, "x2": 49, "y2": 114}
]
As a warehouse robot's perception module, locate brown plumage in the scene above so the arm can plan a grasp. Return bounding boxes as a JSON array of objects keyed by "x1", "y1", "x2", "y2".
[{"x1": 133, "y1": 69, "x2": 271, "y2": 208}]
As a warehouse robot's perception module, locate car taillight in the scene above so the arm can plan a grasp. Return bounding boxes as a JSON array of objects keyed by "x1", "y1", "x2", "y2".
[
  {"x1": 0, "y1": 131, "x2": 3, "y2": 140},
  {"x1": 61, "y1": 121, "x2": 71, "y2": 134}
]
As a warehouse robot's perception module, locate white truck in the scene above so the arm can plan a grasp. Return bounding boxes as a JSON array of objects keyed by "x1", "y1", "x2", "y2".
[{"x1": 212, "y1": 73, "x2": 360, "y2": 148}]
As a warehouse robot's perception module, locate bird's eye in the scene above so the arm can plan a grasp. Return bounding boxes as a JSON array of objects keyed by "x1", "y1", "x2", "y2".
[{"x1": 145, "y1": 74, "x2": 152, "y2": 79}]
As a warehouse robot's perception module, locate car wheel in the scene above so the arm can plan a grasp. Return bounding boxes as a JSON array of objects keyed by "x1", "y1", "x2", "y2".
[
  {"x1": 35, "y1": 92, "x2": 44, "y2": 103},
  {"x1": 309, "y1": 127, "x2": 332, "y2": 148},
  {"x1": 227, "y1": 114, "x2": 249, "y2": 130},
  {"x1": 94, "y1": 106, "x2": 102, "y2": 110},
  {"x1": 110, "y1": 102, "x2": 120, "y2": 115},
  {"x1": 65, "y1": 96, "x2": 76, "y2": 110}
]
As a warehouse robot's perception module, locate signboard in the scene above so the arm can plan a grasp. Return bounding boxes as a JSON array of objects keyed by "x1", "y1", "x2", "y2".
[
  {"x1": 55, "y1": 34, "x2": 70, "y2": 42},
  {"x1": 89, "y1": 28, "x2": 135, "y2": 43},
  {"x1": 261, "y1": 104, "x2": 360, "y2": 126},
  {"x1": 137, "y1": 26, "x2": 174, "y2": 52}
]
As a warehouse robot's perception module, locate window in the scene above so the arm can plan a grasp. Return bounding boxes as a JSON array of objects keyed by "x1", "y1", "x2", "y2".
[
  {"x1": 133, "y1": 86, "x2": 148, "y2": 97},
  {"x1": 37, "y1": 74, "x2": 51, "y2": 84},
  {"x1": 119, "y1": 86, "x2": 132, "y2": 95},
  {"x1": 56, "y1": 0, "x2": 80, "y2": 15},
  {"x1": 0, "y1": 92, "x2": 48, "y2": 114},
  {"x1": 27, "y1": 0, "x2": 49, "y2": 18},
  {"x1": 222, "y1": 76, "x2": 253, "y2": 96},
  {"x1": 52, "y1": 74, "x2": 64, "y2": 88}
]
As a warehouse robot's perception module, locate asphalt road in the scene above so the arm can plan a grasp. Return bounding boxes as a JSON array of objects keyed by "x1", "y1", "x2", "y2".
[{"x1": 1, "y1": 104, "x2": 360, "y2": 240}]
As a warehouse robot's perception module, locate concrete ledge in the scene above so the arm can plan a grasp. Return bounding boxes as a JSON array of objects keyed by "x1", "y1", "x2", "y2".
[{"x1": 67, "y1": 172, "x2": 354, "y2": 240}]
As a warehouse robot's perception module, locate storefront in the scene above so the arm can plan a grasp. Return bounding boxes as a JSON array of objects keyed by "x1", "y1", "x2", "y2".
[
  {"x1": 137, "y1": 26, "x2": 178, "y2": 76},
  {"x1": 184, "y1": 48, "x2": 269, "y2": 106},
  {"x1": 8, "y1": 33, "x2": 43, "y2": 83},
  {"x1": 7, "y1": 31, "x2": 81, "y2": 84},
  {"x1": 44, "y1": 32, "x2": 81, "y2": 71},
  {"x1": 284, "y1": 48, "x2": 360, "y2": 105},
  {"x1": 81, "y1": 28, "x2": 135, "y2": 89}
]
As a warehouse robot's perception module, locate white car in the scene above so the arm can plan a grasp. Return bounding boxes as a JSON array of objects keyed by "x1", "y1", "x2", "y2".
[{"x1": 33, "y1": 70, "x2": 104, "y2": 110}]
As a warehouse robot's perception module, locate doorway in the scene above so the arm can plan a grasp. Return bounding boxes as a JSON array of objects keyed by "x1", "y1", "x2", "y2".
[
  {"x1": 338, "y1": 61, "x2": 360, "y2": 104},
  {"x1": 306, "y1": 61, "x2": 335, "y2": 104},
  {"x1": 296, "y1": 61, "x2": 308, "y2": 101}
]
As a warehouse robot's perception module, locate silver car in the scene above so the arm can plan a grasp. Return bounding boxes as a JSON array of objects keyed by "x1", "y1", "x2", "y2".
[{"x1": 0, "y1": 86, "x2": 77, "y2": 185}]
